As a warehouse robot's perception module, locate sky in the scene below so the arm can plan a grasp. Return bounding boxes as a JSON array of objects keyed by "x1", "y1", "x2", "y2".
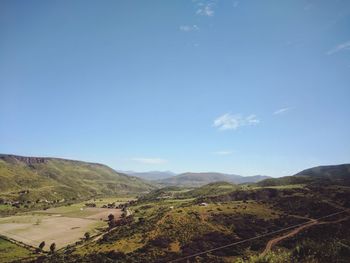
[{"x1": 1, "y1": 0, "x2": 350, "y2": 177}]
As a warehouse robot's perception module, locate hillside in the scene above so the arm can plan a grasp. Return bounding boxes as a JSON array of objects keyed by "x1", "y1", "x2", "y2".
[
  {"x1": 181, "y1": 181, "x2": 238, "y2": 198},
  {"x1": 35, "y1": 164, "x2": 350, "y2": 263},
  {"x1": 157, "y1": 172, "x2": 270, "y2": 187},
  {"x1": 258, "y1": 164, "x2": 350, "y2": 187},
  {"x1": 296, "y1": 164, "x2": 350, "y2": 178},
  {"x1": 0, "y1": 154, "x2": 154, "y2": 203},
  {"x1": 139, "y1": 182, "x2": 239, "y2": 201}
]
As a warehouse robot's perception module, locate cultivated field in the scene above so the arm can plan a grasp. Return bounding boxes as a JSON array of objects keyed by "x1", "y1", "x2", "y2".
[{"x1": 0, "y1": 197, "x2": 128, "y2": 250}]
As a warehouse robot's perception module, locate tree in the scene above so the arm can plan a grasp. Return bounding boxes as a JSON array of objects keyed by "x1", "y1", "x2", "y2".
[
  {"x1": 108, "y1": 219, "x2": 116, "y2": 229},
  {"x1": 84, "y1": 232, "x2": 90, "y2": 240},
  {"x1": 50, "y1": 243, "x2": 56, "y2": 253},
  {"x1": 108, "y1": 213, "x2": 115, "y2": 221},
  {"x1": 35, "y1": 241, "x2": 45, "y2": 253},
  {"x1": 39, "y1": 241, "x2": 45, "y2": 251}
]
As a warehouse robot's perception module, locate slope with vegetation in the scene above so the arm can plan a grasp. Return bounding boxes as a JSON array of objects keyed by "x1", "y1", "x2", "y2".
[
  {"x1": 0, "y1": 154, "x2": 153, "y2": 215},
  {"x1": 1, "y1": 163, "x2": 349, "y2": 262},
  {"x1": 26, "y1": 164, "x2": 350, "y2": 263}
]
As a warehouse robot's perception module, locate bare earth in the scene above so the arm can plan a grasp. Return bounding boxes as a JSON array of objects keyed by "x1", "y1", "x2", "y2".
[{"x1": 0, "y1": 208, "x2": 122, "y2": 250}]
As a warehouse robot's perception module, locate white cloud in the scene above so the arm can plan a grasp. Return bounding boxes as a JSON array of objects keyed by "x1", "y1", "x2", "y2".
[
  {"x1": 326, "y1": 41, "x2": 350, "y2": 55},
  {"x1": 131, "y1": 158, "x2": 167, "y2": 164},
  {"x1": 213, "y1": 150, "x2": 233, "y2": 155},
  {"x1": 179, "y1": 25, "x2": 199, "y2": 32},
  {"x1": 273, "y1": 107, "x2": 291, "y2": 115},
  {"x1": 213, "y1": 113, "x2": 260, "y2": 131},
  {"x1": 196, "y1": 3, "x2": 214, "y2": 17}
]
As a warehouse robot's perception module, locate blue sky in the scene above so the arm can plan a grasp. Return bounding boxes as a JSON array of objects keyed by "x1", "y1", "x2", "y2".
[{"x1": 1, "y1": 0, "x2": 350, "y2": 177}]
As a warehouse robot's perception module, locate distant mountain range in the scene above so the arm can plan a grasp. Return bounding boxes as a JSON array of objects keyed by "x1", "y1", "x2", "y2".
[
  {"x1": 118, "y1": 170, "x2": 177, "y2": 181},
  {"x1": 154, "y1": 172, "x2": 271, "y2": 187},
  {"x1": 154, "y1": 164, "x2": 350, "y2": 188}
]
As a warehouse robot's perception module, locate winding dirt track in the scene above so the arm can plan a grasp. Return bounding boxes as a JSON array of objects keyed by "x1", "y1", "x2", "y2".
[
  {"x1": 262, "y1": 216, "x2": 349, "y2": 256},
  {"x1": 261, "y1": 219, "x2": 317, "y2": 256}
]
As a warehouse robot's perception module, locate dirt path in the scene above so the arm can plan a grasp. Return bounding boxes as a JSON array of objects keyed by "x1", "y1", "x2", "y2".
[
  {"x1": 261, "y1": 219, "x2": 317, "y2": 256},
  {"x1": 261, "y1": 215, "x2": 349, "y2": 256}
]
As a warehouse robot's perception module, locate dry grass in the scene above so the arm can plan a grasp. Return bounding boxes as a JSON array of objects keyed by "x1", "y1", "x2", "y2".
[{"x1": 0, "y1": 205, "x2": 122, "y2": 250}]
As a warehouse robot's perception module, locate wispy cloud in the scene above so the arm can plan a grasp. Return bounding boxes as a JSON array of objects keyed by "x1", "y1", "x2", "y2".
[
  {"x1": 326, "y1": 41, "x2": 350, "y2": 55},
  {"x1": 213, "y1": 113, "x2": 260, "y2": 131},
  {"x1": 273, "y1": 107, "x2": 291, "y2": 115},
  {"x1": 131, "y1": 158, "x2": 167, "y2": 164},
  {"x1": 179, "y1": 25, "x2": 199, "y2": 32},
  {"x1": 212, "y1": 150, "x2": 233, "y2": 155},
  {"x1": 196, "y1": 3, "x2": 214, "y2": 17}
]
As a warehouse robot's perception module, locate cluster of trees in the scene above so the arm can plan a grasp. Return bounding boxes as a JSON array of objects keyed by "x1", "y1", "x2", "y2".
[
  {"x1": 36, "y1": 241, "x2": 56, "y2": 254},
  {"x1": 107, "y1": 212, "x2": 133, "y2": 229}
]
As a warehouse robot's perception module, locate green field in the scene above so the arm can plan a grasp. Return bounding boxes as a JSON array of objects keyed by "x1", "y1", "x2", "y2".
[{"x1": 0, "y1": 237, "x2": 34, "y2": 263}]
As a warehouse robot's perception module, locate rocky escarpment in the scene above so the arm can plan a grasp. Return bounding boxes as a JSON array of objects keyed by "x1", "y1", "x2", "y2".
[{"x1": 0, "y1": 154, "x2": 48, "y2": 165}]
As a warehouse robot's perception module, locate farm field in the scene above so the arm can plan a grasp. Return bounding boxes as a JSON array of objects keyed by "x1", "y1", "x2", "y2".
[{"x1": 0, "y1": 197, "x2": 128, "y2": 250}]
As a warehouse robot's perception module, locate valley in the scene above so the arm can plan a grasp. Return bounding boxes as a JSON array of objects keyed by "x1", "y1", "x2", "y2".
[
  {"x1": 2, "y1": 1, "x2": 349, "y2": 262},
  {"x1": 0, "y1": 155, "x2": 349, "y2": 262}
]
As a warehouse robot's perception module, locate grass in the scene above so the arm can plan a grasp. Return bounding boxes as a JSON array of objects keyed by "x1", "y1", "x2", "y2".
[
  {"x1": 263, "y1": 184, "x2": 305, "y2": 189},
  {"x1": 0, "y1": 214, "x2": 46, "y2": 224},
  {"x1": 242, "y1": 184, "x2": 306, "y2": 191},
  {"x1": 86, "y1": 197, "x2": 135, "y2": 207},
  {"x1": 179, "y1": 201, "x2": 281, "y2": 219},
  {"x1": 0, "y1": 237, "x2": 34, "y2": 263},
  {"x1": 0, "y1": 205, "x2": 14, "y2": 212},
  {"x1": 78, "y1": 197, "x2": 282, "y2": 256},
  {"x1": 32, "y1": 197, "x2": 133, "y2": 218}
]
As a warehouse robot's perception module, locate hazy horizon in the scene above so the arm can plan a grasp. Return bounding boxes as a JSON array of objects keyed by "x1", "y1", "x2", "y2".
[{"x1": 1, "y1": 152, "x2": 349, "y2": 178}]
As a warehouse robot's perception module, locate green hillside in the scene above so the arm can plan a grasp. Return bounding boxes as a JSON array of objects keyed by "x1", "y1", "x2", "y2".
[
  {"x1": 258, "y1": 164, "x2": 350, "y2": 187},
  {"x1": 38, "y1": 165, "x2": 350, "y2": 263},
  {"x1": 139, "y1": 182, "x2": 238, "y2": 202},
  {"x1": 180, "y1": 181, "x2": 238, "y2": 198},
  {"x1": 0, "y1": 154, "x2": 154, "y2": 204},
  {"x1": 296, "y1": 164, "x2": 350, "y2": 179},
  {"x1": 2, "y1": 164, "x2": 350, "y2": 262}
]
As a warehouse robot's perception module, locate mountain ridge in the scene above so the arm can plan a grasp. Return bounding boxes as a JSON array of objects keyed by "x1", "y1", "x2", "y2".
[
  {"x1": 258, "y1": 163, "x2": 350, "y2": 187},
  {"x1": 156, "y1": 172, "x2": 270, "y2": 187},
  {"x1": 120, "y1": 170, "x2": 177, "y2": 181},
  {"x1": 0, "y1": 154, "x2": 154, "y2": 204}
]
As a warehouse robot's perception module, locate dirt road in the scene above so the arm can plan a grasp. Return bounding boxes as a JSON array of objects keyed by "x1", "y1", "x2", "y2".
[
  {"x1": 262, "y1": 215, "x2": 349, "y2": 256},
  {"x1": 261, "y1": 219, "x2": 317, "y2": 256}
]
